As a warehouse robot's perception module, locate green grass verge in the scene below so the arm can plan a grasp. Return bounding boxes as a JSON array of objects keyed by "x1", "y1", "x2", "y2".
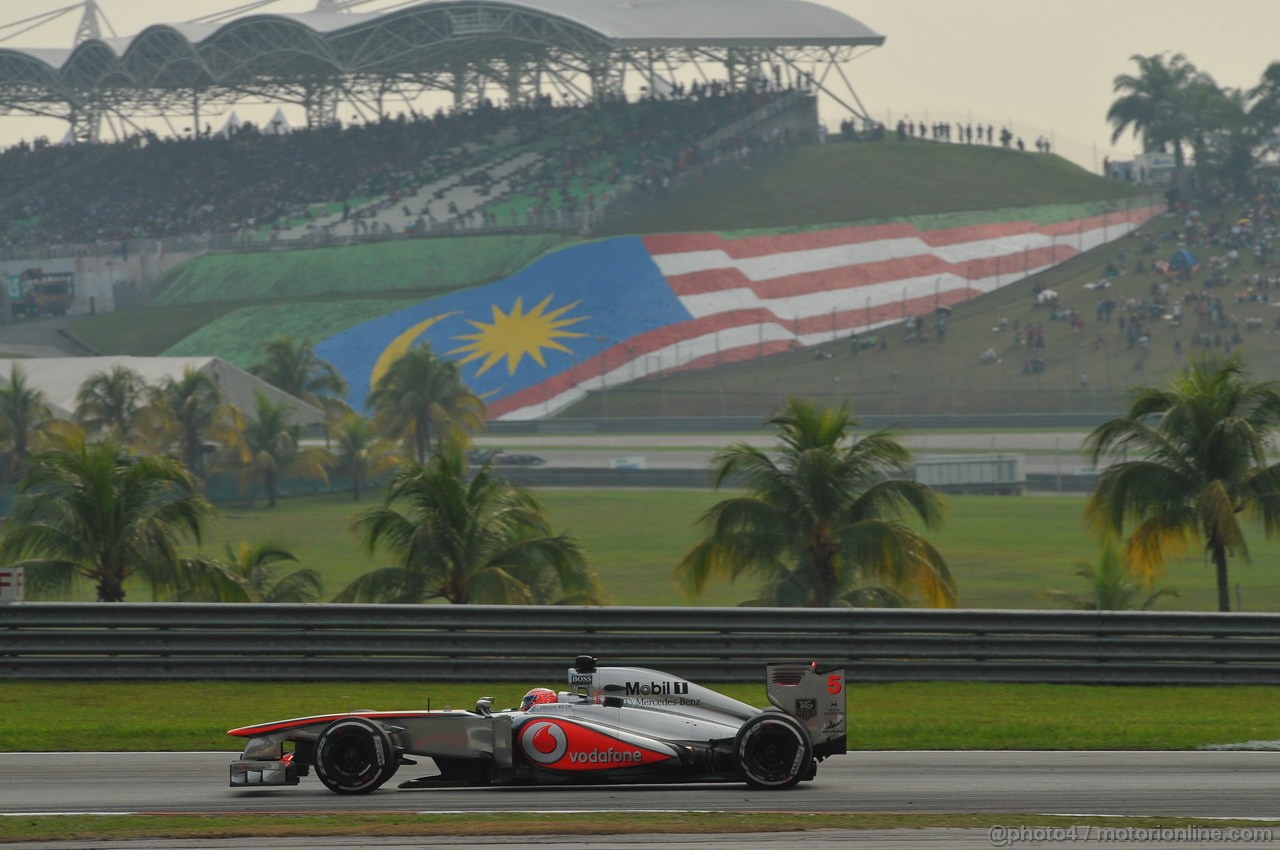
[
  {"x1": 4, "y1": 680, "x2": 1278, "y2": 753},
  {"x1": 39, "y1": 489, "x2": 1280, "y2": 611},
  {"x1": 4, "y1": 813, "x2": 1272, "y2": 844},
  {"x1": 69, "y1": 303, "x2": 244, "y2": 356}
]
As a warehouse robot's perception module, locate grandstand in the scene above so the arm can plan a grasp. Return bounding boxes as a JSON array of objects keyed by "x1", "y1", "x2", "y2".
[
  {"x1": 0, "y1": 1, "x2": 885, "y2": 312},
  {"x1": 0, "y1": 1, "x2": 883, "y2": 145}
]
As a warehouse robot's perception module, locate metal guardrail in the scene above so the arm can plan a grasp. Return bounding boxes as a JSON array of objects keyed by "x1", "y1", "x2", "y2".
[{"x1": 3, "y1": 604, "x2": 1278, "y2": 685}]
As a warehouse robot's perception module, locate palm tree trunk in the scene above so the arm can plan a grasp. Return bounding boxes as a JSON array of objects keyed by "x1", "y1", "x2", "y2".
[
  {"x1": 1211, "y1": 539, "x2": 1231, "y2": 612},
  {"x1": 810, "y1": 537, "x2": 839, "y2": 607},
  {"x1": 97, "y1": 576, "x2": 126, "y2": 602},
  {"x1": 415, "y1": 417, "x2": 428, "y2": 464}
]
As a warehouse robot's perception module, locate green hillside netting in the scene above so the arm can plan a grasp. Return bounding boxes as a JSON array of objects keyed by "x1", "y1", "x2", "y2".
[
  {"x1": 164, "y1": 298, "x2": 423, "y2": 366},
  {"x1": 144, "y1": 233, "x2": 570, "y2": 306}
]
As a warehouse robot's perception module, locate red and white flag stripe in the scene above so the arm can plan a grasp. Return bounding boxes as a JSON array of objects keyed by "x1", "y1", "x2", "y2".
[{"x1": 492, "y1": 205, "x2": 1162, "y2": 419}]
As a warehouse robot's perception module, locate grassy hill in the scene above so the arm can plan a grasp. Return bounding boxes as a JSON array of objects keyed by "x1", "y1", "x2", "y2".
[
  {"x1": 70, "y1": 141, "x2": 1156, "y2": 390},
  {"x1": 566, "y1": 197, "x2": 1270, "y2": 419},
  {"x1": 600, "y1": 141, "x2": 1142, "y2": 234}
]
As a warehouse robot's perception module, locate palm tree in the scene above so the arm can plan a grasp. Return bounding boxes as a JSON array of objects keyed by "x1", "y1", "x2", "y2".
[
  {"x1": 366, "y1": 345, "x2": 485, "y2": 463},
  {"x1": 1201, "y1": 87, "x2": 1262, "y2": 193},
  {"x1": 0, "y1": 362, "x2": 51, "y2": 480},
  {"x1": 329, "y1": 412, "x2": 400, "y2": 501},
  {"x1": 675, "y1": 398, "x2": 954, "y2": 608},
  {"x1": 1247, "y1": 61, "x2": 1280, "y2": 143},
  {"x1": 1085, "y1": 354, "x2": 1280, "y2": 612},
  {"x1": 0, "y1": 435, "x2": 211, "y2": 602},
  {"x1": 249, "y1": 336, "x2": 348, "y2": 417},
  {"x1": 178, "y1": 540, "x2": 323, "y2": 603},
  {"x1": 1045, "y1": 542, "x2": 1180, "y2": 611},
  {"x1": 74, "y1": 364, "x2": 148, "y2": 445},
  {"x1": 1108, "y1": 52, "x2": 1205, "y2": 181},
  {"x1": 217, "y1": 392, "x2": 330, "y2": 507},
  {"x1": 149, "y1": 367, "x2": 233, "y2": 476},
  {"x1": 336, "y1": 441, "x2": 602, "y2": 605}
]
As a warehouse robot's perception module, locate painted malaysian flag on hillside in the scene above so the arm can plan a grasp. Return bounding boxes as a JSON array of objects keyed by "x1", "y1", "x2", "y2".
[{"x1": 317, "y1": 204, "x2": 1162, "y2": 420}]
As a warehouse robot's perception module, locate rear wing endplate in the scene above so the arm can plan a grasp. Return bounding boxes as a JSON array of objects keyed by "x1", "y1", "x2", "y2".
[{"x1": 765, "y1": 662, "x2": 846, "y2": 757}]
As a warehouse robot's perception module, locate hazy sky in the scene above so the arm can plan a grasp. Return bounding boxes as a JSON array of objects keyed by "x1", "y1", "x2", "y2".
[{"x1": 0, "y1": 0, "x2": 1276, "y2": 171}]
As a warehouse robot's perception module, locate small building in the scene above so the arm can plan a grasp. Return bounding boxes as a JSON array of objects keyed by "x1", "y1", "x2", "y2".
[{"x1": 911, "y1": 454, "x2": 1025, "y2": 495}]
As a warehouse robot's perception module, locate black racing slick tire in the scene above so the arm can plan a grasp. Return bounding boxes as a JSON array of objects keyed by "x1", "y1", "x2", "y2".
[
  {"x1": 313, "y1": 717, "x2": 398, "y2": 794},
  {"x1": 734, "y1": 712, "x2": 813, "y2": 790}
]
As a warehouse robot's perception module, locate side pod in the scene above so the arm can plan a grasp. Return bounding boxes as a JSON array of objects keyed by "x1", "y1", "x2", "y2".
[{"x1": 765, "y1": 662, "x2": 847, "y2": 758}]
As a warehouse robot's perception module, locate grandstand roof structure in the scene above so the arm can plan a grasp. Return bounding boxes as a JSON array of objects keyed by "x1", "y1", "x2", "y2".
[{"x1": 0, "y1": 0, "x2": 884, "y2": 142}]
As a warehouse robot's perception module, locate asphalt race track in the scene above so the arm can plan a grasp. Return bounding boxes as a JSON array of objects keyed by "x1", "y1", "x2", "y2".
[{"x1": 5, "y1": 750, "x2": 1280, "y2": 818}]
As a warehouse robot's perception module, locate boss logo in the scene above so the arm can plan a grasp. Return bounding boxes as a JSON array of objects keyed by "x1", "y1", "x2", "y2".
[
  {"x1": 569, "y1": 673, "x2": 593, "y2": 685},
  {"x1": 624, "y1": 680, "x2": 689, "y2": 696}
]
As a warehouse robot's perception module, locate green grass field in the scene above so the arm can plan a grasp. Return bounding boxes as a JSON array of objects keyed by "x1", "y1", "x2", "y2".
[
  {"x1": 44, "y1": 490, "x2": 1280, "y2": 611},
  {"x1": 601, "y1": 142, "x2": 1143, "y2": 234},
  {"x1": 3, "y1": 679, "x2": 1277, "y2": 752}
]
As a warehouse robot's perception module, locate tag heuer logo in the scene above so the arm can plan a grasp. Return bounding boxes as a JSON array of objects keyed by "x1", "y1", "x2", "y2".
[{"x1": 795, "y1": 699, "x2": 817, "y2": 720}]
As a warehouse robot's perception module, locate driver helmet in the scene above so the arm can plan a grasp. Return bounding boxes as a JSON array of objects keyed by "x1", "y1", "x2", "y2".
[{"x1": 519, "y1": 687, "x2": 557, "y2": 711}]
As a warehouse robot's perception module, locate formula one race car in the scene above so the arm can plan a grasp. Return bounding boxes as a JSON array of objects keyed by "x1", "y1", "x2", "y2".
[{"x1": 228, "y1": 656, "x2": 846, "y2": 794}]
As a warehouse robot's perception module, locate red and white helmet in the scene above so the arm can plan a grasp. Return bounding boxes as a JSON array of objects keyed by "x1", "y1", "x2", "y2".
[{"x1": 519, "y1": 687, "x2": 557, "y2": 711}]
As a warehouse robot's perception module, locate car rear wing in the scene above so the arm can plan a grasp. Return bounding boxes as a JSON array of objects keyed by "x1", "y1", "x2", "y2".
[{"x1": 765, "y1": 662, "x2": 847, "y2": 758}]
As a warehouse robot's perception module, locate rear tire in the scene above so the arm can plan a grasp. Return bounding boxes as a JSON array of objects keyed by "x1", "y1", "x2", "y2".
[
  {"x1": 313, "y1": 717, "x2": 398, "y2": 794},
  {"x1": 734, "y1": 712, "x2": 812, "y2": 790}
]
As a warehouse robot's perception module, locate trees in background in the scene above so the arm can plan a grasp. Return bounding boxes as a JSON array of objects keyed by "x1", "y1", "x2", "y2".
[
  {"x1": 676, "y1": 398, "x2": 954, "y2": 608},
  {"x1": 367, "y1": 346, "x2": 484, "y2": 463},
  {"x1": 0, "y1": 434, "x2": 211, "y2": 602},
  {"x1": 337, "y1": 441, "x2": 602, "y2": 605},
  {"x1": 1086, "y1": 354, "x2": 1280, "y2": 612},
  {"x1": 1045, "y1": 542, "x2": 1180, "y2": 611},
  {"x1": 1108, "y1": 52, "x2": 1204, "y2": 179},
  {"x1": 74, "y1": 364, "x2": 148, "y2": 446},
  {"x1": 1108, "y1": 52, "x2": 1280, "y2": 191},
  {"x1": 178, "y1": 540, "x2": 322, "y2": 603},
  {"x1": 217, "y1": 391, "x2": 329, "y2": 507},
  {"x1": 150, "y1": 367, "x2": 234, "y2": 477},
  {"x1": 249, "y1": 336, "x2": 349, "y2": 417},
  {"x1": 0, "y1": 362, "x2": 51, "y2": 481},
  {"x1": 330, "y1": 412, "x2": 400, "y2": 501}
]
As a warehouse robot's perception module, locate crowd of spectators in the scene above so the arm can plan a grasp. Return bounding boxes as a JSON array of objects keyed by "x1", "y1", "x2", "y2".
[
  {"x1": 0, "y1": 84, "x2": 800, "y2": 249},
  {"x1": 475, "y1": 86, "x2": 805, "y2": 226}
]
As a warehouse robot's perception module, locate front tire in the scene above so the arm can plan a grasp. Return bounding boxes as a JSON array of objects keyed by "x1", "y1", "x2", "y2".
[
  {"x1": 313, "y1": 717, "x2": 398, "y2": 794},
  {"x1": 734, "y1": 712, "x2": 813, "y2": 790}
]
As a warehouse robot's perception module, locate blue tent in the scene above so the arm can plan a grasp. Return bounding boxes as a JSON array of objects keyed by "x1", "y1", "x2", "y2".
[{"x1": 1170, "y1": 248, "x2": 1198, "y2": 271}]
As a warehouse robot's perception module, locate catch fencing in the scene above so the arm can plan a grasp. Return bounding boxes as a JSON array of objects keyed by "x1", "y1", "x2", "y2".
[{"x1": 3, "y1": 604, "x2": 1280, "y2": 685}]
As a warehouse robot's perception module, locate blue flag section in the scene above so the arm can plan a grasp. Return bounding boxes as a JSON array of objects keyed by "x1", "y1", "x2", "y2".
[{"x1": 317, "y1": 236, "x2": 691, "y2": 412}]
